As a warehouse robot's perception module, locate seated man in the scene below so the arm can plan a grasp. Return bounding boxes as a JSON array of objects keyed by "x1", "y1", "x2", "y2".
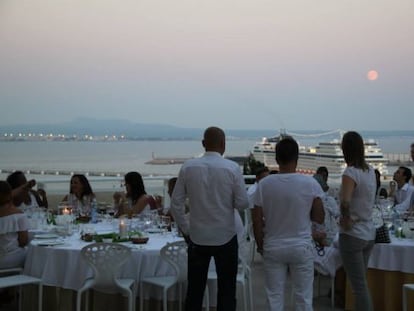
[
  {"x1": 389, "y1": 166, "x2": 414, "y2": 213},
  {"x1": 6, "y1": 171, "x2": 48, "y2": 210},
  {"x1": 312, "y1": 172, "x2": 340, "y2": 246}
]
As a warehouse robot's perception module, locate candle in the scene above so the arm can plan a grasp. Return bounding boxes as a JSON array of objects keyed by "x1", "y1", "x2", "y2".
[
  {"x1": 396, "y1": 227, "x2": 403, "y2": 238},
  {"x1": 119, "y1": 220, "x2": 127, "y2": 238}
]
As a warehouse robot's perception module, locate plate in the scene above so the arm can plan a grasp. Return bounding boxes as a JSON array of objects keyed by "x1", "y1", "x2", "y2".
[
  {"x1": 147, "y1": 229, "x2": 163, "y2": 234},
  {"x1": 34, "y1": 240, "x2": 65, "y2": 246},
  {"x1": 34, "y1": 233, "x2": 59, "y2": 240}
]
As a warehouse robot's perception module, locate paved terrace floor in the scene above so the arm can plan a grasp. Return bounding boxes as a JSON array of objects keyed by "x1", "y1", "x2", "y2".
[
  {"x1": 0, "y1": 248, "x2": 345, "y2": 311},
  {"x1": 248, "y1": 254, "x2": 345, "y2": 310}
]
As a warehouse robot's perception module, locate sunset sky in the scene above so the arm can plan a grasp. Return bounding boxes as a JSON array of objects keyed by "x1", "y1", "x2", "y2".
[{"x1": 0, "y1": 0, "x2": 413, "y2": 130}]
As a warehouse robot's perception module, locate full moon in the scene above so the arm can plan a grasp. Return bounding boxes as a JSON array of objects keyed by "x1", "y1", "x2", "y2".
[{"x1": 367, "y1": 70, "x2": 379, "y2": 81}]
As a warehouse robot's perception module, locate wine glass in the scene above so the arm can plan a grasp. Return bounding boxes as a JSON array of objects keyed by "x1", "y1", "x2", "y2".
[{"x1": 160, "y1": 216, "x2": 171, "y2": 234}]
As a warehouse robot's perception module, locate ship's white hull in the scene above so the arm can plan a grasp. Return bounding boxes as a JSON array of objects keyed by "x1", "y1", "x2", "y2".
[{"x1": 252, "y1": 138, "x2": 388, "y2": 176}]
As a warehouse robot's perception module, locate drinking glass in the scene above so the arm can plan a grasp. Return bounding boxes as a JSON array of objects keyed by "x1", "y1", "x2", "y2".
[
  {"x1": 160, "y1": 216, "x2": 171, "y2": 234},
  {"x1": 170, "y1": 221, "x2": 179, "y2": 237}
]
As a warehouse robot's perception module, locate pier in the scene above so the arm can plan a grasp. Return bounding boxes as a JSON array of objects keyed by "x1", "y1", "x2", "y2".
[
  {"x1": 0, "y1": 169, "x2": 171, "y2": 178},
  {"x1": 145, "y1": 153, "x2": 249, "y2": 166},
  {"x1": 384, "y1": 153, "x2": 412, "y2": 166},
  {"x1": 0, "y1": 153, "x2": 411, "y2": 179}
]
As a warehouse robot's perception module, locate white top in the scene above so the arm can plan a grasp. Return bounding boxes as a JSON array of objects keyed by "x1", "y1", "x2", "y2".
[
  {"x1": 339, "y1": 166, "x2": 376, "y2": 240},
  {"x1": 0, "y1": 213, "x2": 30, "y2": 268},
  {"x1": 321, "y1": 193, "x2": 340, "y2": 245},
  {"x1": 394, "y1": 183, "x2": 414, "y2": 213},
  {"x1": 66, "y1": 193, "x2": 94, "y2": 216},
  {"x1": 171, "y1": 151, "x2": 249, "y2": 246},
  {"x1": 254, "y1": 173, "x2": 324, "y2": 249}
]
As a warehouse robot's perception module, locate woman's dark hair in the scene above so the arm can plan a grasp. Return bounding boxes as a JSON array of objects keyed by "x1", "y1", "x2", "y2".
[
  {"x1": 0, "y1": 181, "x2": 13, "y2": 206},
  {"x1": 70, "y1": 174, "x2": 94, "y2": 198},
  {"x1": 341, "y1": 131, "x2": 369, "y2": 170},
  {"x1": 275, "y1": 137, "x2": 299, "y2": 165},
  {"x1": 124, "y1": 171, "x2": 146, "y2": 203},
  {"x1": 6, "y1": 171, "x2": 26, "y2": 189},
  {"x1": 374, "y1": 169, "x2": 381, "y2": 190}
]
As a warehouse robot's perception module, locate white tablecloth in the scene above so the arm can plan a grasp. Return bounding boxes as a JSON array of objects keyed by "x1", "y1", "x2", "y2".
[
  {"x1": 368, "y1": 237, "x2": 414, "y2": 273},
  {"x1": 24, "y1": 222, "x2": 183, "y2": 300}
]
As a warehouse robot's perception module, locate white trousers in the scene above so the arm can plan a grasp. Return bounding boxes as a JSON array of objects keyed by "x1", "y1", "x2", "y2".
[{"x1": 263, "y1": 242, "x2": 314, "y2": 311}]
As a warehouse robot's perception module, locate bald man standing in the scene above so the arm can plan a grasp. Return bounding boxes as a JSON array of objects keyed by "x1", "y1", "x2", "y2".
[{"x1": 171, "y1": 126, "x2": 249, "y2": 311}]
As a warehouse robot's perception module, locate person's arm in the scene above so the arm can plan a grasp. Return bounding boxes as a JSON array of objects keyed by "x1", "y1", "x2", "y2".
[
  {"x1": 11, "y1": 180, "x2": 36, "y2": 206},
  {"x1": 32, "y1": 189, "x2": 48, "y2": 208},
  {"x1": 17, "y1": 212, "x2": 30, "y2": 247},
  {"x1": 17, "y1": 230, "x2": 29, "y2": 247},
  {"x1": 170, "y1": 169, "x2": 190, "y2": 237},
  {"x1": 339, "y1": 175, "x2": 355, "y2": 230},
  {"x1": 252, "y1": 205, "x2": 264, "y2": 255},
  {"x1": 113, "y1": 192, "x2": 126, "y2": 217},
  {"x1": 233, "y1": 169, "x2": 250, "y2": 212},
  {"x1": 310, "y1": 197, "x2": 324, "y2": 224},
  {"x1": 388, "y1": 181, "x2": 397, "y2": 198},
  {"x1": 132, "y1": 195, "x2": 152, "y2": 215}
]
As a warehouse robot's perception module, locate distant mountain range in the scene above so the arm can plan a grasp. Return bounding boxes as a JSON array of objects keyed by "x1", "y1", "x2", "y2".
[{"x1": 0, "y1": 118, "x2": 413, "y2": 140}]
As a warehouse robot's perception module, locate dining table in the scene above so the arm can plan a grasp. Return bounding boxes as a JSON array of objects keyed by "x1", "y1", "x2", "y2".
[
  {"x1": 345, "y1": 236, "x2": 414, "y2": 311},
  {"x1": 22, "y1": 219, "x2": 187, "y2": 311}
]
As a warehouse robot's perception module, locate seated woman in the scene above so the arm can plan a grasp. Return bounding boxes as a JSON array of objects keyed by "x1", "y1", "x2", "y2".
[
  {"x1": 375, "y1": 169, "x2": 388, "y2": 199},
  {"x1": 6, "y1": 171, "x2": 48, "y2": 210},
  {"x1": 0, "y1": 181, "x2": 30, "y2": 269},
  {"x1": 62, "y1": 174, "x2": 95, "y2": 217},
  {"x1": 114, "y1": 172, "x2": 157, "y2": 218}
]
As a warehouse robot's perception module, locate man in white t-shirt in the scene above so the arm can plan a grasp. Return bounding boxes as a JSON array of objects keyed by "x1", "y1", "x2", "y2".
[{"x1": 252, "y1": 137, "x2": 324, "y2": 311}]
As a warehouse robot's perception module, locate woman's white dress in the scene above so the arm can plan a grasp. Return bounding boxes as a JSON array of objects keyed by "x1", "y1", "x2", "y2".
[{"x1": 0, "y1": 213, "x2": 30, "y2": 269}]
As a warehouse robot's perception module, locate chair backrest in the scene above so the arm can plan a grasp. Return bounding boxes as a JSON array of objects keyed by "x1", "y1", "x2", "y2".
[
  {"x1": 0, "y1": 250, "x2": 24, "y2": 276},
  {"x1": 160, "y1": 241, "x2": 187, "y2": 283},
  {"x1": 81, "y1": 242, "x2": 131, "y2": 292}
]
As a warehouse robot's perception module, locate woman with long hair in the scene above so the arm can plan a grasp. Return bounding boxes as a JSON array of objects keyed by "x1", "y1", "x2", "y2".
[
  {"x1": 62, "y1": 174, "x2": 95, "y2": 216},
  {"x1": 114, "y1": 171, "x2": 157, "y2": 217},
  {"x1": 339, "y1": 131, "x2": 376, "y2": 311}
]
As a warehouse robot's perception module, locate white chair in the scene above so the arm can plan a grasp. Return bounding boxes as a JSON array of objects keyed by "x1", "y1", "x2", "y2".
[
  {"x1": 76, "y1": 243, "x2": 136, "y2": 311},
  {"x1": 403, "y1": 283, "x2": 414, "y2": 311},
  {"x1": 0, "y1": 267, "x2": 43, "y2": 311},
  {"x1": 206, "y1": 256, "x2": 253, "y2": 311},
  {"x1": 244, "y1": 209, "x2": 256, "y2": 265},
  {"x1": 140, "y1": 240, "x2": 187, "y2": 311}
]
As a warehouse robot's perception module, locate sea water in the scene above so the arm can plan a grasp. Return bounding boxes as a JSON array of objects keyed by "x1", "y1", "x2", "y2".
[
  {"x1": 0, "y1": 139, "x2": 255, "y2": 194},
  {"x1": 0, "y1": 134, "x2": 412, "y2": 194}
]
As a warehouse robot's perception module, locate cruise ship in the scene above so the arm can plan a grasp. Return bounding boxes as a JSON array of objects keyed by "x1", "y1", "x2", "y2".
[{"x1": 252, "y1": 131, "x2": 389, "y2": 176}]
